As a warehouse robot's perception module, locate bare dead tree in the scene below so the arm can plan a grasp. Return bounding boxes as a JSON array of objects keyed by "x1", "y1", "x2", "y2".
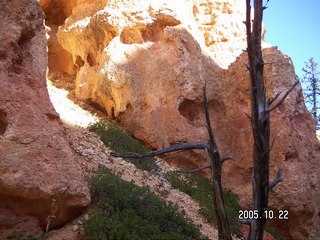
[
  {"x1": 245, "y1": 0, "x2": 299, "y2": 239},
  {"x1": 111, "y1": 86, "x2": 233, "y2": 240}
]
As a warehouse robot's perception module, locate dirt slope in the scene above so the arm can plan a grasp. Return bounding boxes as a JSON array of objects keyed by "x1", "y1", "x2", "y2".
[{"x1": 47, "y1": 82, "x2": 220, "y2": 240}]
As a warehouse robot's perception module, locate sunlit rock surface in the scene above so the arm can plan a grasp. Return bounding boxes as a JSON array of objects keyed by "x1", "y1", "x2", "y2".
[{"x1": 41, "y1": 0, "x2": 320, "y2": 239}]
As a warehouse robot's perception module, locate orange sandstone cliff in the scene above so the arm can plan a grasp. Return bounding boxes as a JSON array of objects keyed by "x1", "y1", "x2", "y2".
[
  {"x1": 0, "y1": 0, "x2": 90, "y2": 238},
  {"x1": 42, "y1": 0, "x2": 319, "y2": 239},
  {"x1": 0, "y1": 0, "x2": 319, "y2": 239}
]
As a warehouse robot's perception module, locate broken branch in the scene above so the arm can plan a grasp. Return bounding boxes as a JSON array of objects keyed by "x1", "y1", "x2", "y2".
[
  {"x1": 161, "y1": 149, "x2": 190, "y2": 161},
  {"x1": 246, "y1": 64, "x2": 251, "y2": 71},
  {"x1": 267, "y1": 80, "x2": 299, "y2": 112},
  {"x1": 240, "y1": 90, "x2": 251, "y2": 96},
  {"x1": 244, "y1": 112, "x2": 253, "y2": 121},
  {"x1": 267, "y1": 91, "x2": 281, "y2": 106},
  {"x1": 269, "y1": 168, "x2": 284, "y2": 190},
  {"x1": 220, "y1": 156, "x2": 237, "y2": 164},
  {"x1": 263, "y1": 0, "x2": 270, "y2": 10},
  {"x1": 269, "y1": 138, "x2": 275, "y2": 152},
  {"x1": 110, "y1": 142, "x2": 210, "y2": 159}
]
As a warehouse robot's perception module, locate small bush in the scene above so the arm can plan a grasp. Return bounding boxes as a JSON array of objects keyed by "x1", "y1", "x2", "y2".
[
  {"x1": 12, "y1": 232, "x2": 45, "y2": 240},
  {"x1": 165, "y1": 172, "x2": 242, "y2": 236},
  {"x1": 88, "y1": 120, "x2": 157, "y2": 171},
  {"x1": 83, "y1": 168, "x2": 207, "y2": 240},
  {"x1": 165, "y1": 172, "x2": 285, "y2": 239}
]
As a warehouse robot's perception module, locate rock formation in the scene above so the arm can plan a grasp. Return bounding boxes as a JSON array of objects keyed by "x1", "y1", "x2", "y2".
[
  {"x1": 0, "y1": 0, "x2": 90, "y2": 238},
  {"x1": 39, "y1": 0, "x2": 319, "y2": 239}
]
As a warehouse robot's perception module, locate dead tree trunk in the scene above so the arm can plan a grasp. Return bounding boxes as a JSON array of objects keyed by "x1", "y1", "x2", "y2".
[
  {"x1": 246, "y1": 1, "x2": 269, "y2": 238},
  {"x1": 111, "y1": 86, "x2": 233, "y2": 240},
  {"x1": 245, "y1": 0, "x2": 298, "y2": 239},
  {"x1": 203, "y1": 86, "x2": 232, "y2": 240}
]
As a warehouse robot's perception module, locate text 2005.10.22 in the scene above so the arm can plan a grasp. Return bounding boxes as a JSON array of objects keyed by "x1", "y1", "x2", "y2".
[{"x1": 238, "y1": 209, "x2": 289, "y2": 220}]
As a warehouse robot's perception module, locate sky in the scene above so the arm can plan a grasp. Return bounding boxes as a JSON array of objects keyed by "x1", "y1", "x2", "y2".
[{"x1": 262, "y1": 0, "x2": 320, "y2": 78}]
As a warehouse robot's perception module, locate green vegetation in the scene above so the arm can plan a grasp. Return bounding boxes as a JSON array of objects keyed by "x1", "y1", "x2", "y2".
[
  {"x1": 83, "y1": 168, "x2": 207, "y2": 240},
  {"x1": 12, "y1": 232, "x2": 45, "y2": 240},
  {"x1": 88, "y1": 120, "x2": 157, "y2": 171},
  {"x1": 165, "y1": 172, "x2": 242, "y2": 236},
  {"x1": 165, "y1": 172, "x2": 284, "y2": 239}
]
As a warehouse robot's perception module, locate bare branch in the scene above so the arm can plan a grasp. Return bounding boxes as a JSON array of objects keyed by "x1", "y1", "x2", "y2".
[
  {"x1": 244, "y1": 112, "x2": 253, "y2": 121},
  {"x1": 110, "y1": 142, "x2": 210, "y2": 159},
  {"x1": 267, "y1": 80, "x2": 299, "y2": 112},
  {"x1": 267, "y1": 91, "x2": 281, "y2": 106},
  {"x1": 161, "y1": 149, "x2": 189, "y2": 161},
  {"x1": 220, "y1": 156, "x2": 237, "y2": 164},
  {"x1": 174, "y1": 165, "x2": 211, "y2": 173},
  {"x1": 203, "y1": 84, "x2": 216, "y2": 149},
  {"x1": 263, "y1": 0, "x2": 270, "y2": 10},
  {"x1": 269, "y1": 168, "x2": 284, "y2": 190},
  {"x1": 240, "y1": 90, "x2": 251, "y2": 96},
  {"x1": 269, "y1": 138, "x2": 275, "y2": 152},
  {"x1": 154, "y1": 149, "x2": 192, "y2": 165},
  {"x1": 263, "y1": 138, "x2": 276, "y2": 156}
]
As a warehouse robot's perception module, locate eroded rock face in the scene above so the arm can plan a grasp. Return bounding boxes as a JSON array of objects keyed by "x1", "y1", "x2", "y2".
[
  {"x1": 222, "y1": 48, "x2": 320, "y2": 239},
  {"x1": 0, "y1": 0, "x2": 90, "y2": 238},
  {"x1": 43, "y1": 0, "x2": 320, "y2": 239}
]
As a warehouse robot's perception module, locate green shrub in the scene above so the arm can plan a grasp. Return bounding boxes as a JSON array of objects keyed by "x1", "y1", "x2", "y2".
[
  {"x1": 165, "y1": 172, "x2": 242, "y2": 236},
  {"x1": 83, "y1": 168, "x2": 207, "y2": 240},
  {"x1": 165, "y1": 172, "x2": 285, "y2": 239},
  {"x1": 12, "y1": 232, "x2": 45, "y2": 240},
  {"x1": 88, "y1": 120, "x2": 157, "y2": 171}
]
